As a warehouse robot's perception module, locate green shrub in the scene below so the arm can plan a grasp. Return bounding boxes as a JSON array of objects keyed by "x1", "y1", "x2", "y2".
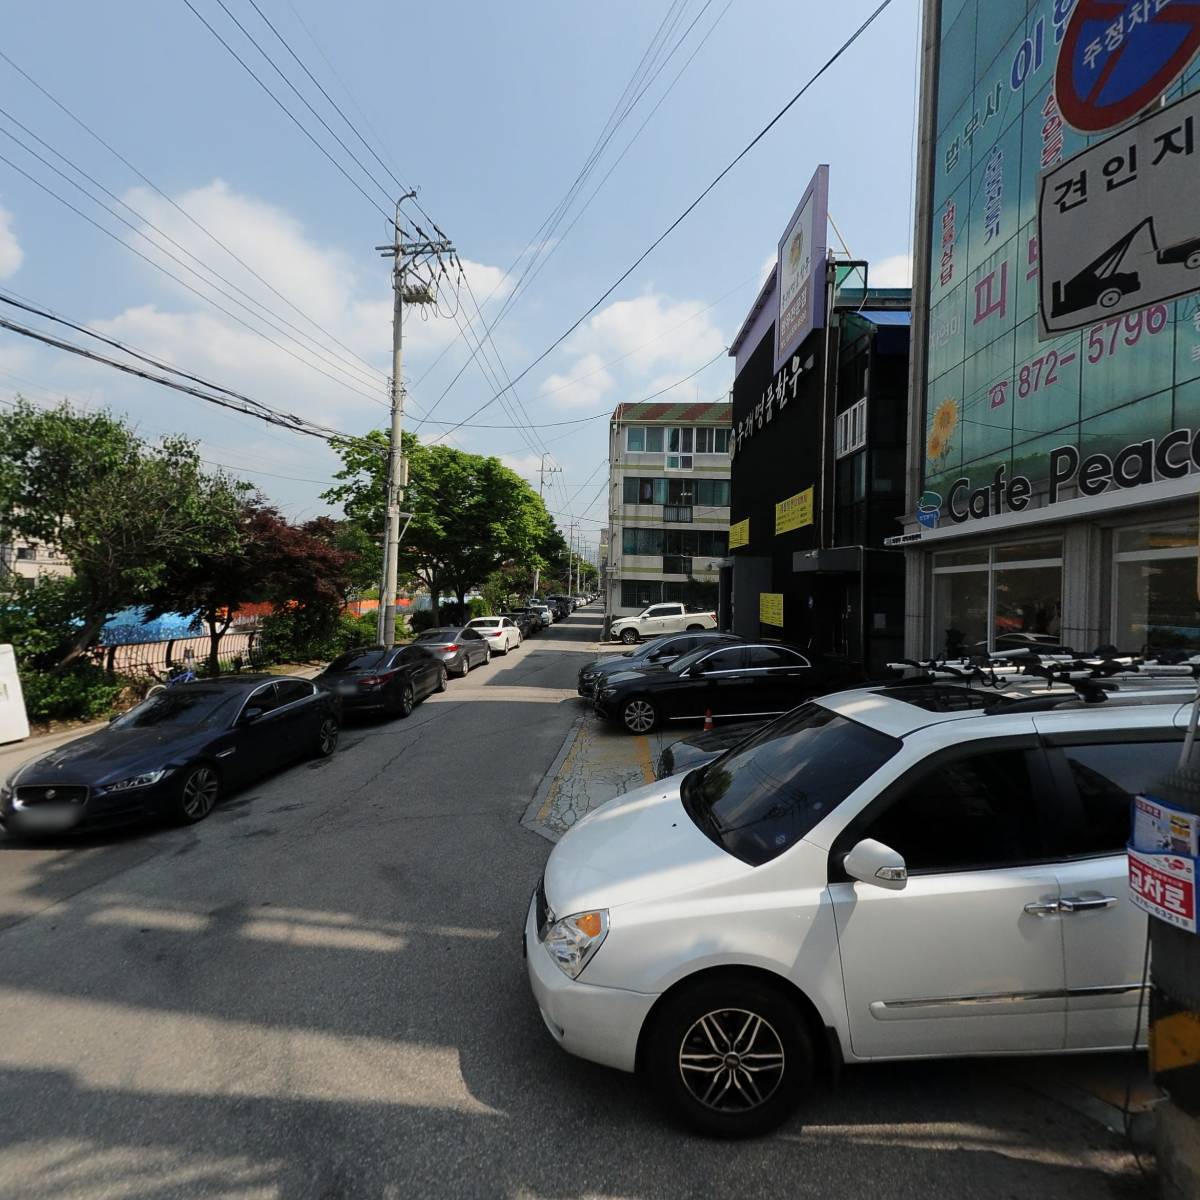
[
  {"x1": 467, "y1": 597, "x2": 488, "y2": 619},
  {"x1": 20, "y1": 663, "x2": 127, "y2": 723},
  {"x1": 258, "y1": 607, "x2": 401, "y2": 663}
]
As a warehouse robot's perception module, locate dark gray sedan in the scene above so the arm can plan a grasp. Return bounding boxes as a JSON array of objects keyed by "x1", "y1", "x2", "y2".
[
  {"x1": 0, "y1": 675, "x2": 339, "y2": 834},
  {"x1": 414, "y1": 626, "x2": 492, "y2": 677}
]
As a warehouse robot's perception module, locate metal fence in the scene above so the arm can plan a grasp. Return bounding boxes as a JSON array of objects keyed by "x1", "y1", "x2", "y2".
[{"x1": 87, "y1": 629, "x2": 264, "y2": 680}]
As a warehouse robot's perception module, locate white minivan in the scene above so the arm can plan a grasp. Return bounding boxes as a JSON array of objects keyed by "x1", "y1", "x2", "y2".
[{"x1": 524, "y1": 676, "x2": 1185, "y2": 1136}]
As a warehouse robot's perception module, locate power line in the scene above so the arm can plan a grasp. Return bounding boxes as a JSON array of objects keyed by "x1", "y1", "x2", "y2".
[
  {"x1": 410, "y1": 0, "x2": 715, "y2": 410},
  {"x1": 0, "y1": 312, "x2": 383, "y2": 454},
  {"x1": 0, "y1": 106, "x2": 389, "y2": 400},
  {"x1": 428, "y1": 0, "x2": 895, "y2": 429},
  {"x1": 0, "y1": 48, "x2": 390, "y2": 397},
  {"x1": 182, "y1": 0, "x2": 394, "y2": 222},
  {"x1": 0, "y1": 147, "x2": 391, "y2": 409}
]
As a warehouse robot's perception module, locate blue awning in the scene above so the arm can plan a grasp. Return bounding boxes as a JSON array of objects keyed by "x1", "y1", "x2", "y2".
[{"x1": 857, "y1": 309, "x2": 911, "y2": 326}]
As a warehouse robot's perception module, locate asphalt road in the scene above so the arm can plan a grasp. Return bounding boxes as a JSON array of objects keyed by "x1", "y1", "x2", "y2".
[{"x1": 0, "y1": 608, "x2": 1147, "y2": 1199}]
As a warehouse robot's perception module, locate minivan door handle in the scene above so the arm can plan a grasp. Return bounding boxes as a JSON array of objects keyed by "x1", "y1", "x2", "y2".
[
  {"x1": 1059, "y1": 895, "x2": 1118, "y2": 913},
  {"x1": 1023, "y1": 899, "x2": 1061, "y2": 916}
]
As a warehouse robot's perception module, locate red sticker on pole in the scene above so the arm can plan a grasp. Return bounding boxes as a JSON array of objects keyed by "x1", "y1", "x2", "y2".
[{"x1": 1056, "y1": 0, "x2": 1200, "y2": 134}]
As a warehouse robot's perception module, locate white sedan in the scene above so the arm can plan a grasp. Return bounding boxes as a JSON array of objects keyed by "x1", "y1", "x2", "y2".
[{"x1": 466, "y1": 616, "x2": 522, "y2": 654}]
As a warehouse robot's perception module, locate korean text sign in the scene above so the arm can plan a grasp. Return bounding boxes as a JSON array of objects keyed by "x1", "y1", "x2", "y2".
[
  {"x1": 759, "y1": 593, "x2": 785, "y2": 626},
  {"x1": 729, "y1": 518, "x2": 750, "y2": 549},
  {"x1": 775, "y1": 487, "x2": 814, "y2": 535},
  {"x1": 1039, "y1": 89, "x2": 1200, "y2": 334},
  {"x1": 1128, "y1": 848, "x2": 1197, "y2": 932},
  {"x1": 775, "y1": 165, "x2": 829, "y2": 374}
]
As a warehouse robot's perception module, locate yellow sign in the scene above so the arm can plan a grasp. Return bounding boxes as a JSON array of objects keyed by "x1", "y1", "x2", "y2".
[
  {"x1": 729, "y1": 518, "x2": 750, "y2": 549},
  {"x1": 775, "y1": 487, "x2": 813, "y2": 534},
  {"x1": 759, "y1": 592, "x2": 784, "y2": 626}
]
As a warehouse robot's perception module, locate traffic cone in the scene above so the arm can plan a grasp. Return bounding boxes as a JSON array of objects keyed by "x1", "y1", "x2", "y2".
[{"x1": 703, "y1": 708, "x2": 714, "y2": 732}]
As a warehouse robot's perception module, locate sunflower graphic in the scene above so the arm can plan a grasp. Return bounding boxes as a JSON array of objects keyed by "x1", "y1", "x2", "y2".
[{"x1": 927, "y1": 397, "x2": 958, "y2": 466}]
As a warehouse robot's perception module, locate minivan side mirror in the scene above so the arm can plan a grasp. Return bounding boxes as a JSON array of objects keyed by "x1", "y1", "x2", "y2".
[{"x1": 842, "y1": 839, "x2": 908, "y2": 890}]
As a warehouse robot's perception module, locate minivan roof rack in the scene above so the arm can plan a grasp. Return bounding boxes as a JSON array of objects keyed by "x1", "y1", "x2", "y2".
[{"x1": 884, "y1": 650, "x2": 1200, "y2": 712}]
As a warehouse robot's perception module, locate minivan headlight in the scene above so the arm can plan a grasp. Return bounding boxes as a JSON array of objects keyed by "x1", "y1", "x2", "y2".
[{"x1": 543, "y1": 909, "x2": 609, "y2": 979}]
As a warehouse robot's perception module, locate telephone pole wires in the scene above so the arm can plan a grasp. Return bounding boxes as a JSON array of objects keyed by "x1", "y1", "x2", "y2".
[
  {"x1": 533, "y1": 453, "x2": 562, "y2": 598},
  {"x1": 375, "y1": 198, "x2": 453, "y2": 644}
]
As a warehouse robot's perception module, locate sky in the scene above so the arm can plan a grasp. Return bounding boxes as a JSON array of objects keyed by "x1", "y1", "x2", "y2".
[{"x1": 0, "y1": 0, "x2": 921, "y2": 560}]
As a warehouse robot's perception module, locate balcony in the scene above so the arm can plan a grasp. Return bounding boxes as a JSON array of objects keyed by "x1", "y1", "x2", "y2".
[
  {"x1": 662, "y1": 555, "x2": 693, "y2": 576},
  {"x1": 663, "y1": 505, "x2": 693, "y2": 523}
]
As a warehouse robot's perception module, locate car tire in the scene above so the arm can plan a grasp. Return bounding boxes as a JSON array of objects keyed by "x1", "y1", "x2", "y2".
[
  {"x1": 621, "y1": 696, "x2": 658, "y2": 734},
  {"x1": 388, "y1": 682, "x2": 415, "y2": 719},
  {"x1": 646, "y1": 975, "x2": 812, "y2": 1139},
  {"x1": 313, "y1": 715, "x2": 339, "y2": 757},
  {"x1": 173, "y1": 764, "x2": 221, "y2": 824},
  {"x1": 620, "y1": 628, "x2": 640, "y2": 645},
  {"x1": 498, "y1": 640, "x2": 509, "y2": 656},
  {"x1": 458, "y1": 656, "x2": 470, "y2": 678},
  {"x1": 436, "y1": 668, "x2": 447, "y2": 693},
  {"x1": 484, "y1": 645, "x2": 491, "y2": 664}
]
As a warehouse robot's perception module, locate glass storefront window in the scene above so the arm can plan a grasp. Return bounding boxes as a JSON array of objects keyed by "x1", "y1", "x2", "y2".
[
  {"x1": 933, "y1": 548, "x2": 988, "y2": 567},
  {"x1": 932, "y1": 541, "x2": 1062, "y2": 655},
  {"x1": 1113, "y1": 521, "x2": 1200, "y2": 652},
  {"x1": 933, "y1": 568, "x2": 988, "y2": 656},
  {"x1": 993, "y1": 564, "x2": 1062, "y2": 645}
]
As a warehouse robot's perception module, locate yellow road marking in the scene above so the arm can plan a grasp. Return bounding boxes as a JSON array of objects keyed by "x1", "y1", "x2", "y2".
[{"x1": 635, "y1": 734, "x2": 655, "y2": 785}]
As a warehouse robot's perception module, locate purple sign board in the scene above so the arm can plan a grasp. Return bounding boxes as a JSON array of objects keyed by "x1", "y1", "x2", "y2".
[{"x1": 774, "y1": 164, "x2": 829, "y2": 374}]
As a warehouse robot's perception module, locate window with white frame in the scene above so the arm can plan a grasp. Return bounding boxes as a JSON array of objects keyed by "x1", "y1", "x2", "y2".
[
  {"x1": 625, "y1": 426, "x2": 664, "y2": 453},
  {"x1": 666, "y1": 427, "x2": 693, "y2": 470},
  {"x1": 1113, "y1": 521, "x2": 1200, "y2": 652},
  {"x1": 835, "y1": 398, "x2": 867, "y2": 459}
]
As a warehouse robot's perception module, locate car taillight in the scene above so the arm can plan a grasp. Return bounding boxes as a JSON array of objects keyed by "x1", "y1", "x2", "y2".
[
  {"x1": 445, "y1": 644, "x2": 459, "y2": 652},
  {"x1": 488, "y1": 630, "x2": 502, "y2": 636},
  {"x1": 358, "y1": 670, "x2": 397, "y2": 687}
]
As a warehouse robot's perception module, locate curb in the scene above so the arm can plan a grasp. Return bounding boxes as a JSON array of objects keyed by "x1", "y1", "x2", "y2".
[{"x1": 521, "y1": 713, "x2": 586, "y2": 844}]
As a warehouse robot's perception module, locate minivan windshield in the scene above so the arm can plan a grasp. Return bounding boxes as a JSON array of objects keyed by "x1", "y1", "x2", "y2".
[{"x1": 681, "y1": 703, "x2": 900, "y2": 866}]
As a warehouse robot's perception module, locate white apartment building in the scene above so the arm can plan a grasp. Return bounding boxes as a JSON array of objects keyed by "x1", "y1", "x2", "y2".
[
  {"x1": 1, "y1": 538, "x2": 71, "y2": 581},
  {"x1": 604, "y1": 400, "x2": 732, "y2": 619}
]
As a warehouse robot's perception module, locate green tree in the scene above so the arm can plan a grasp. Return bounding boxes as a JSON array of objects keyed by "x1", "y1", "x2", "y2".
[
  {"x1": 146, "y1": 500, "x2": 360, "y2": 673},
  {"x1": 0, "y1": 401, "x2": 243, "y2": 666},
  {"x1": 324, "y1": 432, "x2": 559, "y2": 613}
]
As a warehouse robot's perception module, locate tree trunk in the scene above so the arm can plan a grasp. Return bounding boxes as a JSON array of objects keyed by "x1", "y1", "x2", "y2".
[
  {"x1": 56, "y1": 610, "x2": 109, "y2": 669},
  {"x1": 206, "y1": 611, "x2": 232, "y2": 677},
  {"x1": 456, "y1": 586, "x2": 467, "y2": 616}
]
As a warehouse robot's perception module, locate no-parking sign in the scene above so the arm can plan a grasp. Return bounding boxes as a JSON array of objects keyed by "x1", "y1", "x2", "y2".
[{"x1": 1056, "y1": 0, "x2": 1200, "y2": 134}]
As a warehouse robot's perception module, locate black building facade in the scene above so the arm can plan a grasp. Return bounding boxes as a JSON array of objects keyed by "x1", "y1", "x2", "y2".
[{"x1": 725, "y1": 266, "x2": 910, "y2": 674}]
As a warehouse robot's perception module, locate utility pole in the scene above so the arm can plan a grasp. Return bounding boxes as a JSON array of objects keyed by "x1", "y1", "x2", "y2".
[
  {"x1": 375, "y1": 199, "x2": 453, "y2": 645},
  {"x1": 532, "y1": 453, "x2": 562, "y2": 599}
]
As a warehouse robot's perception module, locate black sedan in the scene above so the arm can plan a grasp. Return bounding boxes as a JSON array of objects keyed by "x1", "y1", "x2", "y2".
[
  {"x1": 594, "y1": 642, "x2": 859, "y2": 734},
  {"x1": 0, "y1": 675, "x2": 339, "y2": 834},
  {"x1": 508, "y1": 606, "x2": 545, "y2": 633},
  {"x1": 414, "y1": 627, "x2": 492, "y2": 677},
  {"x1": 315, "y1": 644, "x2": 446, "y2": 716},
  {"x1": 577, "y1": 631, "x2": 741, "y2": 699},
  {"x1": 500, "y1": 610, "x2": 536, "y2": 639}
]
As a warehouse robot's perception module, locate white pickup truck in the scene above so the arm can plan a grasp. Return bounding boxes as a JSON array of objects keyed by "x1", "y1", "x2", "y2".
[{"x1": 609, "y1": 602, "x2": 718, "y2": 644}]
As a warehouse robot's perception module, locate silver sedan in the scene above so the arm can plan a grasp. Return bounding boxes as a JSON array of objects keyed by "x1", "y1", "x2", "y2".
[{"x1": 413, "y1": 627, "x2": 492, "y2": 677}]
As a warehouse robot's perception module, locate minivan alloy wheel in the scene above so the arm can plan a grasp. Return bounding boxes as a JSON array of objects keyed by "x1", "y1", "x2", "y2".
[{"x1": 679, "y1": 1008, "x2": 785, "y2": 1112}]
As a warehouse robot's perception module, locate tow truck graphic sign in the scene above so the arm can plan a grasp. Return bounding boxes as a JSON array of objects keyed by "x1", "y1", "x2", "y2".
[{"x1": 1039, "y1": 87, "x2": 1200, "y2": 335}]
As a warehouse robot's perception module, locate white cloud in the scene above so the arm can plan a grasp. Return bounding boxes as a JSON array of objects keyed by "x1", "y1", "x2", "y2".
[
  {"x1": 0, "y1": 206, "x2": 23, "y2": 278},
  {"x1": 498, "y1": 452, "x2": 542, "y2": 478},
  {"x1": 760, "y1": 252, "x2": 776, "y2": 282},
  {"x1": 871, "y1": 253, "x2": 913, "y2": 287},
  {"x1": 458, "y1": 258, "x2": 513, "y2": 303},
  {"x1": 541, "y1": 290, "x2": 726, "y2": 410}
]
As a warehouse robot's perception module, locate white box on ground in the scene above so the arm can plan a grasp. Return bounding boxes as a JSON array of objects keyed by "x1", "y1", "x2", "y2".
[{"x1": 0, "y1": 644, "x2": 30, "y2": 744}]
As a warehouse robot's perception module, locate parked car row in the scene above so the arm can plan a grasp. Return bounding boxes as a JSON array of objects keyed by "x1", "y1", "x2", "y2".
[{"x1": 0, "y1": 614, "x2": 545, "y2": 838}]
